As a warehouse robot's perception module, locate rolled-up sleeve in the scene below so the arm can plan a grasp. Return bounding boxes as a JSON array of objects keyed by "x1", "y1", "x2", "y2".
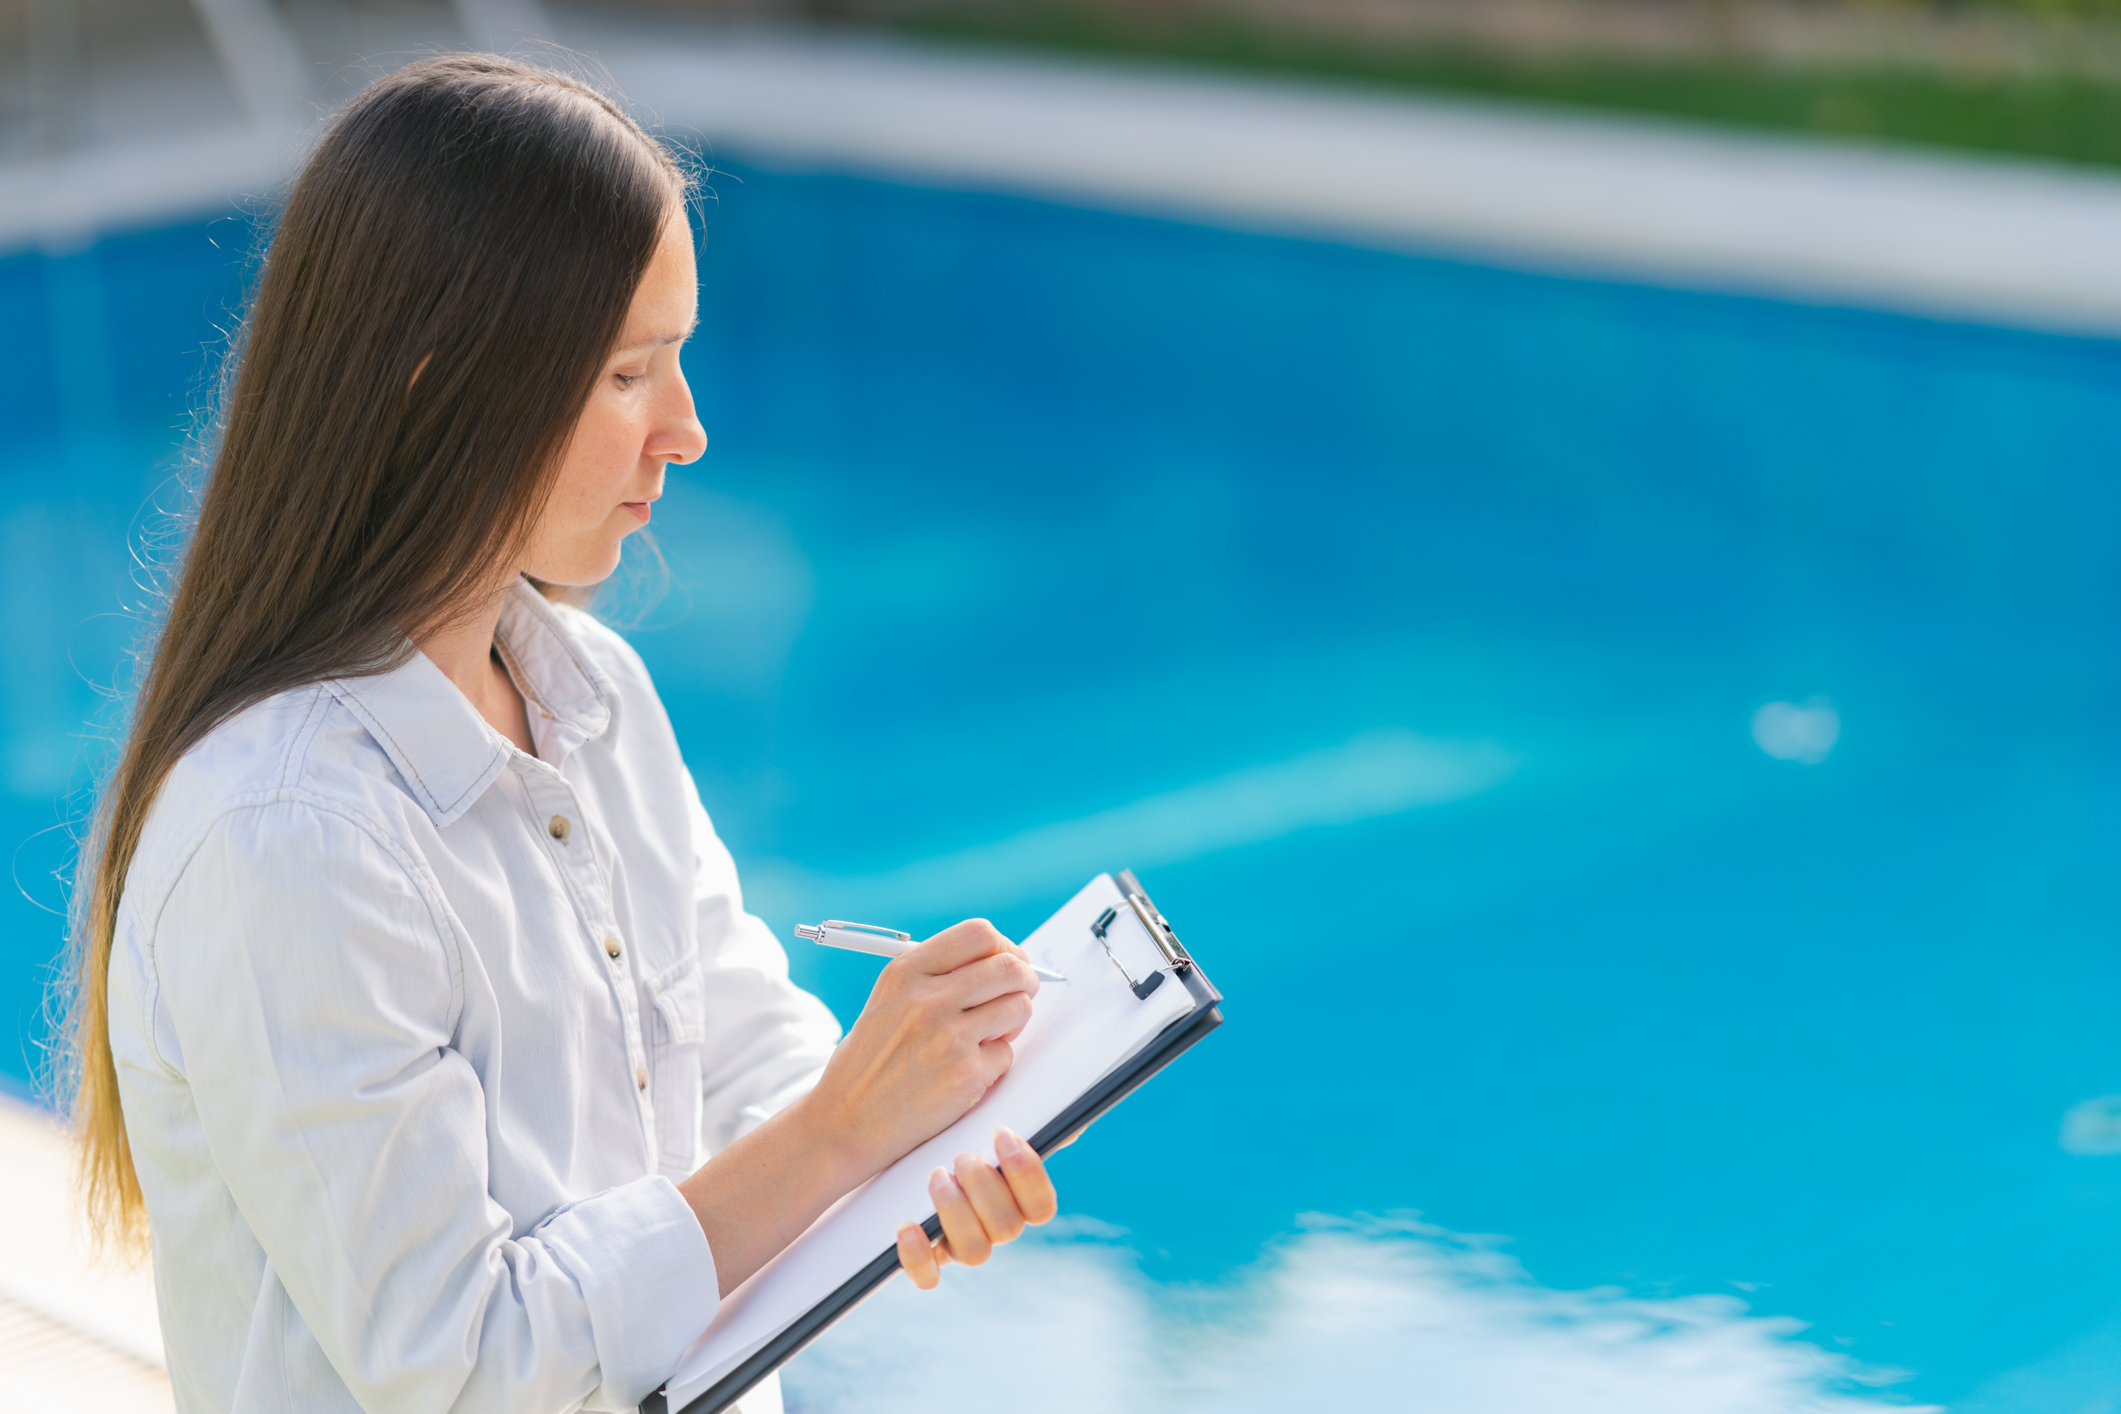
[
  {"x1": 684, "y1": 774, "x2": 843, "y2": 1152},
  {"x1": 153, "y1": 799, "x2": 719, "y2": 1413}
]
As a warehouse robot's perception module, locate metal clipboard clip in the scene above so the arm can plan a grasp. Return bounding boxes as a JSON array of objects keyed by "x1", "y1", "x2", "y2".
[{"x1": 1090, "y1": 886, "x2": 1193, "y2": 1000}]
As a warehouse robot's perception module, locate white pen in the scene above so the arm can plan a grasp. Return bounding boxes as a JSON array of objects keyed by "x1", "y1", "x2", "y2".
[{"x1": 794, "y1": 919, "x2": 1067, "y2": 983}]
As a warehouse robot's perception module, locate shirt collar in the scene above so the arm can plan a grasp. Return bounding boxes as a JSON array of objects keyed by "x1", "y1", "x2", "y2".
[
  {"x1": 494, "y1": 579, "x2": 616, "y2": 768},
  {"x1": 328, "y1": 580, "x2": 616, "y2": 828}
]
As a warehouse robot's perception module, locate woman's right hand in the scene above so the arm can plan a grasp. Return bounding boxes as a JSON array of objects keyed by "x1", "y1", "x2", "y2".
[
  {"x1": 806, "y1": 920, "x2": 1043, "y2": 1179},
  {"x1": 679, "y1": 919, "x2": 1049, "y2": 1296}
]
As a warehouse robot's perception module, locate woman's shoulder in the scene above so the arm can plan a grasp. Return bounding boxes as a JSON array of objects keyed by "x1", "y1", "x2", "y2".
[
  {"x1": 131, "y1": 679, "x2": 431, "y2": 898},
  {"x1": 154, "y1": 681, "x2": 344, "y2": 813}
]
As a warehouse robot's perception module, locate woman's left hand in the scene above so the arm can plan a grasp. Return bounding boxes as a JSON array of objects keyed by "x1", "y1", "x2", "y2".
[{"x1": 895, "y1": 1126, "x2": 1057, "y2": 1290}]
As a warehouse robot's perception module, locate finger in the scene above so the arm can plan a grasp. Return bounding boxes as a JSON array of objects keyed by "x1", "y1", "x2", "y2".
[
  {"x1": 962, "y1": 989, "x2": 1034, "y2": 1044},
  {"x1": 929, "y1": 1164, "x2": 994, "y2": 1266},
  {"x1": 993, "y1": 1127, "x2": 1059, "y2": 1224},
  {"x1": 954, "y1": 1152, "x2": 1027, "y2": 1246},
  {"x1": 1051, "y1": 1115, "x2": 1098, "y2": 1152},
  {"x1": 976, "y1": 1037, "x2": 1015, "y2": 1090},
  {"x1": 897, "y1": 1221, "x2": 942, "y2": 1290},
  {"x1": 943, "y1": 951, "x2": 1042, "y2": 1009},
  {"x1": 907, "y1": 919, "x2": 1011, "y2": 975}
]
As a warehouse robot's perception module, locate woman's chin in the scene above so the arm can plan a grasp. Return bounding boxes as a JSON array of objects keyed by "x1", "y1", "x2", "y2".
[{"x1": 523, "y1": 547, "x2": 623, "y2": 591}]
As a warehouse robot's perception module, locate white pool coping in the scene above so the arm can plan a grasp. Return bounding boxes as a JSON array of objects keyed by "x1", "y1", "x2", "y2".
[
  {"x1": 0, "y1": 1096, "x2": 172, "y2": 1411},
  {"x1": 598, "y1": 29, "x2": 2121, "y2": 338},
  {"x1": 9, "y1": 22, "x2": 2121, "y2": 337}
]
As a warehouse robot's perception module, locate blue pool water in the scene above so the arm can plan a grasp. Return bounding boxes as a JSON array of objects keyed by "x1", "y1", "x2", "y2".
[{"x1": 7, "y1": 160, "x2": 2121, "y2": 1408}]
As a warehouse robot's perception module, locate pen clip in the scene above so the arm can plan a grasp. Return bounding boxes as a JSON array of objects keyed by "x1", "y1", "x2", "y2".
[{"x1": 797, "y1": 920, "x2": 912, "y2": 943}]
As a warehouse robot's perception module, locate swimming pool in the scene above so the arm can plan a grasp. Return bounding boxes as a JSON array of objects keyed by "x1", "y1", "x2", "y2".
[{"x1": 6, "y1": 159, "x2": 2121, "y2": 1410}]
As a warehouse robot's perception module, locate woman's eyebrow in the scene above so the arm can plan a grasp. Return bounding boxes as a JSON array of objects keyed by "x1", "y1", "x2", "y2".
[{"x1": 615, "y1": 317, "x2": 699, "y2": 354}]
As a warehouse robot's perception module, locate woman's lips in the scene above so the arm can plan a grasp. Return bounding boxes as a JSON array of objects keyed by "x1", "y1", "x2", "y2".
[{"x1": 623, "y1": 501, "x2": 652, "y2": 525}]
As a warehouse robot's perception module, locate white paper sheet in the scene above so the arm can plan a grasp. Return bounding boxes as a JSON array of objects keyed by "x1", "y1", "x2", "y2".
[{"x1": 662, "y1": 873, "x2": 1196, "y2": 1409}]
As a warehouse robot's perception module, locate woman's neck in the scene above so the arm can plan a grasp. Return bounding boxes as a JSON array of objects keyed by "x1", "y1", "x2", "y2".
[{"x1": 415, "y1": 580, "x2": 537, "y2": 756}]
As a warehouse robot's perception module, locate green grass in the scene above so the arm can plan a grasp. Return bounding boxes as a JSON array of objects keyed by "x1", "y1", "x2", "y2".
[{"x1": 883, "y1": 3, "x2": 2121, "y2": 169}]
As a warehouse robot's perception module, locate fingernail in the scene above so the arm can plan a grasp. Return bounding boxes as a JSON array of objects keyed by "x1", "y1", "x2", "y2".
[
  {"x1": 994, "y1": 1127, "x2": 1024, "y2": 1160},
  {"x1": 897, "y1": 1221, "x2": 922, "y2": 1238},
  {"x1": 928, "y1": 1166, "x2": 954, "y2": 1196}
]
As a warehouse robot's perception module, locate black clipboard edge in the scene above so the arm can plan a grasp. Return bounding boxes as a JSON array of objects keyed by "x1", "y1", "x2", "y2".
[{"x1": 650, "y1": 872, "x2": 1221, "y2": 1414}]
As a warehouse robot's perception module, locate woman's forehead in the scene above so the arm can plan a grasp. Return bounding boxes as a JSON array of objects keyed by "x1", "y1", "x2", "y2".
[{"x1": 615, "y1": 223, "x2": 697, "y2": 349}]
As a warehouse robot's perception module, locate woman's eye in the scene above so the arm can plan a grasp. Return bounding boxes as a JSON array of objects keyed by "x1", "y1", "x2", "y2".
[{"x1": 614, "y1": 371, "x2": 644, "y2": 389}]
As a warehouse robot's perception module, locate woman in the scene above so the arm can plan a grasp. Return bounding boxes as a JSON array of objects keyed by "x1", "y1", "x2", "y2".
[{"x1": 68, "y1": 55, "x2": 1058, "y2": 1413}]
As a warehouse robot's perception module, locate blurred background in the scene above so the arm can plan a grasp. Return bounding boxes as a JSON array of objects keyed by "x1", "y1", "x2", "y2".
[{"x1": 9, "y1": 1, "x2": 2121, "y2": 1411}]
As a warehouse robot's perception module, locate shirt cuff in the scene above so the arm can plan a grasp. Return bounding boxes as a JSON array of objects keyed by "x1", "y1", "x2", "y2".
[{"x1": 533, "y1": 1174, "x2": 718, "y2": 1410}]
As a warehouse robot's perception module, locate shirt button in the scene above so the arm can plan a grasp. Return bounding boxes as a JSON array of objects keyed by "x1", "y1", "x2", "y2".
[
  {"x1": 604, "y1": 936, "x2": 622, "y2": 959},
  {"x1": 635, "y1": 1066, "x2": 648, "y2": 1091},
  {"x1": 548, "y1": 816, "x2": 570, "y2": 842}
]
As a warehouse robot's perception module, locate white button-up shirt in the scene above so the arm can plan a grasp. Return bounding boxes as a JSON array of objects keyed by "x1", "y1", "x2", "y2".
[{"x1": 107, "y1": 580, "x2": 843, "y2": 1414}]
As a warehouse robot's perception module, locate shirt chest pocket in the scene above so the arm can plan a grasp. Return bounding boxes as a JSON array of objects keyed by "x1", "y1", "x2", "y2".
[{"x1": 647, "y1": 956, "x2": 707, "y2": 1174}]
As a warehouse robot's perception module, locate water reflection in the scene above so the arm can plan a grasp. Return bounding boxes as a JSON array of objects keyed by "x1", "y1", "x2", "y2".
[
  {"x1": 788, "y1": 1216, "x2": 1930, "y2": 1413},
  {"x1": 745, "y1": 730, "x2": 1517, "y2": 921},
  {"x1": 1750, "y1": 698, "x2": 1841, "y2": 765}
]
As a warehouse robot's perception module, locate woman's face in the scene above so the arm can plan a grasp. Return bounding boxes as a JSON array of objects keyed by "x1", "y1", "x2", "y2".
[{"x1": 520, "y1": 209, "x2": 706, "y2": 587}]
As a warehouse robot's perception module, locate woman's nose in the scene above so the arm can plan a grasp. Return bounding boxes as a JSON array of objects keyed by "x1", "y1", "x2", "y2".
[
  {"x1": 656, "y1": 412, "x2": 707, "y2": 466},
  {"x1": 650, "y1": 381, "x2": 709, "y2": 466}
]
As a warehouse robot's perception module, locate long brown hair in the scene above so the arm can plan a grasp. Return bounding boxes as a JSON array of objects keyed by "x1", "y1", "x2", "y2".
[{"x1": 66, "y1": 55, "x2": 687, "y2": 1250}]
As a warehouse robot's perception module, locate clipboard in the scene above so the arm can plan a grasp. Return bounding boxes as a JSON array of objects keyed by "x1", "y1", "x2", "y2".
[{"x1": 645, "y1": 868, "x2": 1224, "y2": 1414}]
